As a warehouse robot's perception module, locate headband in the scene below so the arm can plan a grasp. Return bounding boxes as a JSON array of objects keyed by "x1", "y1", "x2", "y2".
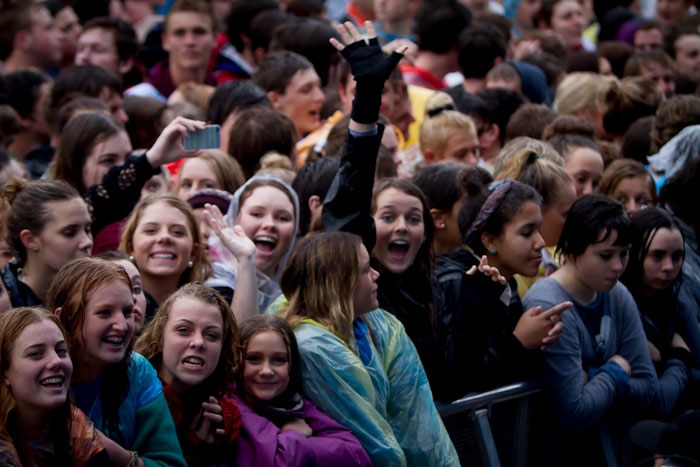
[{"x1": 466, "y1": 178, "x2": 516, "y2": 245}]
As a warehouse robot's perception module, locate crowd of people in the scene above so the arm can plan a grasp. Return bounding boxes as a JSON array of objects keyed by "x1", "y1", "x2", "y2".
[{"x1": 0, "y1": 0, "x2": 700, "y2": 465}]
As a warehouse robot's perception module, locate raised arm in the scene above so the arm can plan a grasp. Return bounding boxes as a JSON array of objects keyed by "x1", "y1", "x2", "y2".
[{"x1": 322, "y1": 22, "x2": 403, "y2": 250}]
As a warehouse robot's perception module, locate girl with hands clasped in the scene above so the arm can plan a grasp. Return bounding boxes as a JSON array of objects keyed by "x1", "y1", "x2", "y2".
[
  {"x1": 523, "y1": 195, "x2": 657, "y2": 465},
  {"x1": 231, "y1": 314, "x2": 371, "y2": 466},
  {"x1": 135, "y1": 283, "x2": 242, "y2": 466},
  {"x1": 432, "y1": 172, "x2": 572, "y2": 402}
]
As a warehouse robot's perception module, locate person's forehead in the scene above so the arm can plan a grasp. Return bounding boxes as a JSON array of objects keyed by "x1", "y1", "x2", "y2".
[
  {"x1": 81, "y1": 27, "x2": 117, "y2": 45},
  {"x1": 165, "y1": 11, "x2": 214, "y2": 31}
]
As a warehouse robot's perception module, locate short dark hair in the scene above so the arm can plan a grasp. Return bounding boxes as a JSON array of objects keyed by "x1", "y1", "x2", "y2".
[
  {"x1": 82, "y1": 17, "x2": 139, "y2": 64},
  {"x1": 252, "y1": 51, "x2": 314, "y2": 94},
  {"x1": 414, "y1": 0, "x2": 472, "y2": 54},
  {"x1": 556, "y1": 194, "x2": 633, "y2": 259},
  {"x1": 292, "y1": 156, "x2": 340, "y2": 236},
  {"x1": 165, "y1": 0, "x2": 214, "y2": 33},
  {"x1": 206, "y1": 81, "x2": 271, "y2": 124},
  {"x1": 4, "y1": 69, "x2": 50, "y2": 119},
  {"x1": 476, "y1": 88, "x2": 526, "y2": 145},
  {"x1": 51, "y1": 65, "x2": 122, "y2": 115},
  {"x1": 457, "y1": 25, "x2": 507, "y2": 79},
  {"x1": 226, "y1": 0, "x2": 278, "y2": 53}
]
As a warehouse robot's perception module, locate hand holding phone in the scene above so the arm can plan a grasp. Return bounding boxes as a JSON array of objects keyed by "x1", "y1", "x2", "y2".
[{"x1": 183, "y1": 124, "x2": 221, "y2": 150}]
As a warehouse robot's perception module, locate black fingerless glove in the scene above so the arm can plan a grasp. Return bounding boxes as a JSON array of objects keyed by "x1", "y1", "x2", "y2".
[{"x1": 340, "y1": 37, "x2": 403, "y2": 124}]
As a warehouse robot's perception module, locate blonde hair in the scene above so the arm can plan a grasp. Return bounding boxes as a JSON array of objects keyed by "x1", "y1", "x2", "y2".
[
  {"x1": 277, "y1": 231, "x2": 363, "y2": 346},
  {"x1": 553, "y1": 72, "x2": 616, "y2": 116},
  {"x1": 177, "y1": 149, "x2": 246, "y2": 195},
  {"x1": 494, "y1": 137, "x2": 563, "y2": 176},
  {"x1": 419, "y1": 92, "x2": 477, "y2": 157}
]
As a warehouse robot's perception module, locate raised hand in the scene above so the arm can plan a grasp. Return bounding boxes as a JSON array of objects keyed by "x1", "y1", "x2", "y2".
[
  {"x1": 466, "y1": 255, "x2": 507, "y2": 285},
  {"x1": 204, "y1": 204, "x2": 256, "y2": 263},
  {"x1": 329, "y1": 21, "x2": 404, "y2": 124},
  {"x1": 513, "y1": 301, "x2": 572, "y2": 350},
  {"x1": 146, "y1": 116, "x2": 207, "y2": 167}
]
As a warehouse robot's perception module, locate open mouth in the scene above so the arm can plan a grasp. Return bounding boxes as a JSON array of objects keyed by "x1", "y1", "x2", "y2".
[
  {"x1": 40, "y1": 376, "x2": 65, "y2": 388},
  {"x1": 152, "y1": 253, "x2": 175, "y2": 260},
  {"x1": 254, "y1": 236, "x2": 277, "y2": 254},
  {"x1": 388, "y1": 240, "x2": 409, "y2": 260},
  {"x1": 103, "y1": 336, "x2": 125, "y2": 346},
  {"x1": 182, "y1": 356, "x2": 204, "y2": 368}
]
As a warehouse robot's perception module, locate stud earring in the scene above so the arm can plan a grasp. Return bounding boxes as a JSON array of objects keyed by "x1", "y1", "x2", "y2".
[
  {"x1": 128, "y1": 255, "x2": 135, "y2": 262},
  {"x1": 490, "y1": 249, "x2": 497, "y2": 255},
  {"x1": 187, "y1": 261, "x2": 194, "y2": 268},
  {"x1": 439, "y1": 223, "x2": 445, "y2": 229}
]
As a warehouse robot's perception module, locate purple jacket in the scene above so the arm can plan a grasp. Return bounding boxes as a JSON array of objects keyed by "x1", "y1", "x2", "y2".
[{"x1": 231, "y1": 394, "x2": 371, "y2": 466}]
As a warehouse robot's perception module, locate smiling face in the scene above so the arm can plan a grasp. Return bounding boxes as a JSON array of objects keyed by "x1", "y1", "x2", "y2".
[
  {"x1": 128, "y1": 200, "x2": 197, "y2": 285},
  {"x1": 236, "y1": 185, "x2": 295, "y2": 278},
  {"x1": 3, "y1": 319, "x2": 72, "y2": 424},
  {"x1": 242, "y1": 330, "x2": 290, "y2": 402},
  {"x1": 564, "y1": 146, "x2": 604, "y2": 197},
  {"x1": 353, "y1": 245, "x2": 380, "y2": 316},
  {"x1": 176, "y1": 158, "x2": 220, "y2": 201},
  {"x1": 159, "y1": 297, "x2": 223, "y2": 395},
  {"x1": 28, "y1": 197, "x2": 93, "y2": 274},
  {"x1": 372, "y1": 187, "x2": 426, "y2": 274},
  {"x1": 269, "y1": 67, "x2": 325, "y2": 137},
  {"x1": 643, "y1": 227, "x2": 684, "y2": 292},
  {"x1": 570, "y1": 229, "x2": 630, "y2": 294},
  {"x1": 82, "y1": 131, "x2": 131, "y2": 191},
  {"x1": 484, "y1": 200, "x2": 545, "y2": 280},
  {"x1": 80, "y1": 280, "x2": 134, "y2": 377}
]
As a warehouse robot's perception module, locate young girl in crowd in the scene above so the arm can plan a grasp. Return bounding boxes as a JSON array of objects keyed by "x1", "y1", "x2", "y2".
[
  {"x1": 1, "y1": 177, "x2": 92, "y2": 307},
  {"x1": 433, "y1": 174, "x2": 570, "y2": 401},
  {"x1": 46, "y1": 257, "x2": 186, "y2": 467},
  {"x1": 621, "y1": 208, "x2": 700, "y2": 418},
  {"x1": 523, "y1": 195, "x2": 657, "y2": 465},
  {"x1": 120, "y1": 194, "x2": 210, "y2": 321},
  {"x1": 543, "y1": 116, "x2": 604, "y2": 197},
  {"x1": 98, "y1": 250, "x2": 149, "y2": 336},
  {"x1": 0, "y1": 307, "x2": 109, "y2": 466},
  {"x1": 175, "y1": 149, "x2": 245, "y2": 201},
  {"x1": 493, "y1": 146, "x2": 577, "y2": 296},
  {"x1": 419, "y1": 92, "x2": 480, "y2": 165},
  {"x1": 322, "y1": 23, "x2": 443, "y2": 394},
  {"x1": 277, "y1": 231, "x2": 459, "y2": 465},
  {"x1": 206, "y1": 174, "x2": 299, "y2": 316},
  {"x1": 233, "y1": 314, "x2": 371, "y2": 466},
  {"x1": 412, "y1": 161, "x2": 468, "y2": 256},
  {"x1": 135, "y1": 283, "x2": 242, "y2": 466},
  {"x1": 50, "y1": 112, "x2": 207, "y2": 253},
  {"x1": 600, "y1": 158, "x2": 657, "y2": 215}
]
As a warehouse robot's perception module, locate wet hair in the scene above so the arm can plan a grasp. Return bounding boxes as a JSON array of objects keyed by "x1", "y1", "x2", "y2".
[
  {"x1": 177, "y1": 150, "x2": 246, "y2": 195},
  {"x1": 420, "y1": 92, "x2": 477, "y2": 158},
  {"x1": 461, "y1": 178, "x2": 542, "y2": 255},
  {"x1": 237, "y1": 314, "x2": 302, "y2": 401},
  {"x1": 556, "y1": 194, "x2": 633, "y2": 259},
  {"x1": 494, "y1": 146, "x2": 572, "y2": 212},
  {"x1": 46, "y1": 257, "x2": 132, "y2": 444},
  {"x1": 621, "y1": 207, "x2": 684, "y2": 298},
  {"x1": 599, "y1": 159, "x2": 657, "y2": 206},
  {"x1": 51, "y1": 112, "x2": 125, "y2": 194},
  {"x1": 120, "y1": 194, "x2": 211, "y2": 286},
  {"x1": 2, "y1": 177, "x2": 82, "y2": 266},
  {"x1": 0, "y1": 307, "x2": 73, "y2": 466},
  {"x1": 135, "y1": 283, "x2": 239, "y2": 396},
  {"x1": 652, "y1": 95, "x2": 700, "y2": 152},
  {"x1": 279, "y1": 231, "x2": 363, "y2": 346},
  {"x1": 226, "y1": 107, "x2": 296, "y2": 179},
  {"x1": 206, "y1": 81, "x2": 271, "y2": 125},
  {"x1": 412, "y1": 161, "x2": 466, "y2": 212},
  {"x1": 292, "y1": 156, "x2": 339, "y2": 237}
]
